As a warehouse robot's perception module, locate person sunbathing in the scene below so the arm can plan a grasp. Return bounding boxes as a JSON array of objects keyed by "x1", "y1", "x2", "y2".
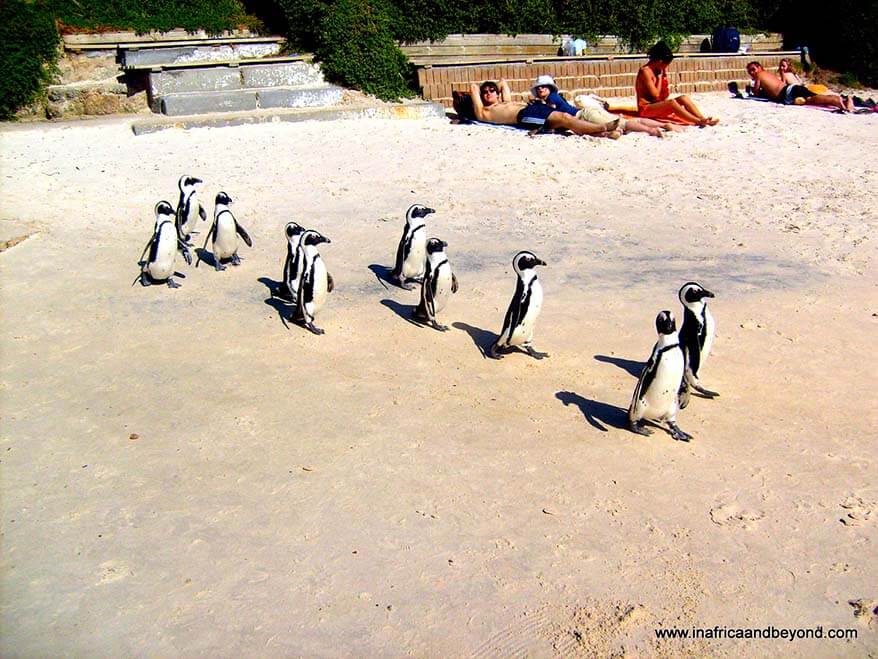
[
  {"x1": 746, "y1": 61, "x2": 853, "y2": 111},
  {"x1": 635, "y1": 41, "x2": 719, "y2": 127},
  {"x1": 470, "y1": 79, "x2": 619, "y2": 137},
  {"x1": 778, "y1": 58, "x2": 802, "y2": 85},
  {"x1": 529, "y1": 74, "x2": 679, "y2": 137}
]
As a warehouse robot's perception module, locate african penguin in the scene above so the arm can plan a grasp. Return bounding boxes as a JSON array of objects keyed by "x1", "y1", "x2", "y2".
[
  {"x1": 490, "y1": 251, "x2": 548, "y2": 359},
  {"x1": 198, "y1": 191, "x2": 252, "y2": 271},
  {"x1": 677, "y1": 281, "x2": 718, "y2": 408},
  {"x1": 175, "y1": 175, "x2": 206, "y2": 244},
  {"x1": 413, "y1": 237, "x2": 458, "y2": 331},
  {"x1": 276, "y1": 221, "x2": 305, "y2": 303},
  {"x1": 138, "y1": 200, "x2": 192, "y2": 288},
  {"x1": 628, "y1": 310, "x2": 692, "y2": 442},
  {"x1": 390, "y1": 204, "x2": 434, "y2": 289},
  {"x1": 294, "y1": 229, "x2": 334, "y2": 335}
]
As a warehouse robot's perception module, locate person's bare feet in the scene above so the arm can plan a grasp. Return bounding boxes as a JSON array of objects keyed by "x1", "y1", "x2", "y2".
[{"x1": 604, "y1": 118, "x2": 621, "y2": 132}]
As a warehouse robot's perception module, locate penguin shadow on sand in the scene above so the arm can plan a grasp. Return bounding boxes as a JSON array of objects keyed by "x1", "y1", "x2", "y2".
[
  {"x1": 368, "y1": 264, "x2": 396, "y2": 290},
  {"x1": 452, "y1": 322, "x2": 496, "y2": 359},
  {"x1": 593, "y1": 354, "x2": 645, "y2": 378},
  {"x1": 555, "y1": 391, "x2": 629, "y2": 433},
  {"x1": 257, "y1": 276, "x2": 296, "y2": 328},
  {"x1": 380, "y1": 299, "x2": 427, "y2": 329}
]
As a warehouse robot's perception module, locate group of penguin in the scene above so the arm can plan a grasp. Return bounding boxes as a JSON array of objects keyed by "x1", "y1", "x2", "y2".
[{"x1": 137, "y1": 183, "x2": 718, "y2": 442}]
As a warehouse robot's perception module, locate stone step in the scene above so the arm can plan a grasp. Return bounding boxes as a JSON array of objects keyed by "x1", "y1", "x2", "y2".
[
  {"x1": 148, "y1": 59, "x2": 324, "y2": 97},
  {"x1": 131, "y1": 101, "x2": 447, "y2": 135},
  {"x1": 159, "y1": 85, "x2": 344, "y2": 116},
  {"x1": 119, "y1": 39, "x2": 285, "y2": 69}
]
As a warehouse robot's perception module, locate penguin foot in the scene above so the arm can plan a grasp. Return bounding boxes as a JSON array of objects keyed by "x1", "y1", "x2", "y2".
[
  {"x1": 668, "y1": 422, "x2": 692, "y2": 442},
  {"x1": 431, "y1": 321, "x2": 449, "y2": 332},
  {"x1": 181, "y1": 249, "x2": 192, "y2": 266},
  {"x1": 400, "y1": 281, "x2": 416, "y2": 291},
  {"x1": 678, "y1": 388, "x2": 691, "y2": 409},
  {"x1": 166, "y1": 278, "x2": 181, "y2": 289},
  {"x1": 214, "y1": 262, "x2": 226, "y2": 272},
  {"x1": 303, "y1": 321, "x2": 325, "y2": 336},
  {"x1": 488, "y1": 343, "x2": 505, "y2": 359},
  {"x1": 139, "y1": 272, "x2": 151, "y2": 287},
  {"x1": 693, "y1": 384, "x2": 719, "y2": 398},
  {"x1": 629, "y1": 420, "x2": 653, "y2": 436},
  {"x1": 525, "y1": 346, "x2": 549, "y2": 360},
  {"x1": 231, "y1": 254, "x2": 242, "y2": 266}
]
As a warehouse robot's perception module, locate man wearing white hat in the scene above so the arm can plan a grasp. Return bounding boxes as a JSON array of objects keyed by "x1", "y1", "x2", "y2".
[{"x1": 469, "y1": 78, "x2": 618, "y2": 136}]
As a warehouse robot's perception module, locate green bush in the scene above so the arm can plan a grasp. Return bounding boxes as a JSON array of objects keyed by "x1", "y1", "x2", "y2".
[
  {"x1": 0, "y1": 0, "x2": 60, "y2": 120},
  {"x1": 315, "y1": 0, "x2": 413, "y2": 100},
  {"x1": 46, "y1": 0, "x2": 261, "y2": 35}
]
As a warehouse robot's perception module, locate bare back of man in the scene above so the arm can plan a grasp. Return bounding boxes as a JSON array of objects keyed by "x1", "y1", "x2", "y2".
[{"x1": 470, "y1": 79, "x2": 618, "y2": 137}]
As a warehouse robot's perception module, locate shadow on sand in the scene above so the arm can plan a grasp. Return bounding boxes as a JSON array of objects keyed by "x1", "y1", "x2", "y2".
[
  {"x1": 593, "y1": 354, "x2": 644, "y2": 378},
  {"x1": 555, "y1": 391, "x2": 629, "y2": 433}
]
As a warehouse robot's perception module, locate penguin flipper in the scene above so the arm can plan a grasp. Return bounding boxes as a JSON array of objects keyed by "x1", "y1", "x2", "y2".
[
  {"x1": 327, "y1": 272, "x2": 334, "y2": 293},
  {"x1": 199, "y1": 205, "x2": 207, "y2": 221},
  {"x1": 138, "y1": 236, "x2": 155, "y2": 265},
  {"x1": 235, "y1": 221, "x2": 252, "y2": 247},
  {"x1": 451, "y1": 273, "x2": 459, "y2": 294}
]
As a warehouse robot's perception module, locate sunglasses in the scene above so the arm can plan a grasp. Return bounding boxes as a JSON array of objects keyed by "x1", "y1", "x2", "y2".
[{"x1": 482, "y1": 87, "x2": 498, "y2": 94}]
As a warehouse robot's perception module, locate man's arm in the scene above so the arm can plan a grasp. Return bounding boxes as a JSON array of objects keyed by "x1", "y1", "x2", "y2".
[
  {"x1": 470, "y1": 82, "x2": 488, "y2": 121},
  {"x1": 499, "y1": 79, "x2": 512, "y2": 103}
]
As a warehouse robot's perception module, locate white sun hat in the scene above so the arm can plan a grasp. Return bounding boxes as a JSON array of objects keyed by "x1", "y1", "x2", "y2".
[{"x1": 531, "y1": 74, "x2": 558, "y2": 95}]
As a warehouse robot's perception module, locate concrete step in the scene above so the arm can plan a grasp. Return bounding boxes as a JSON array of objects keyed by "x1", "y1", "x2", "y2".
[
  {"x1": 131, "y1": 101, "x2": 447, "y2": 135},
  {"x1": 159, "y1": 85, "x2": 344, "y2": 116},
  {"x1": 119, "y1": 39, "x2": 284, "y2": 69},
  {"x1": 148, "y1": 59, "x2": 324, "y2": 97}
]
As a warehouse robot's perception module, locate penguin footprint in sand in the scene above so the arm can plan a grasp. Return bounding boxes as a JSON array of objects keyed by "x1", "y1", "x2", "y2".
[
  {"x1": 136, "y1": 200, "x2": 192, "y2": 288},
  {"x1": 413, "y1": 237, "x2": 458, "y2": 331},
  {"x1": 292, "y1": 229, "x2": 334, "y2": 335},
  {"x1": 490, "y1": 251, "x2": 548, "y2": 359},
  {"x1": 198, "y1": 191, "x2": 252, "y2": 271},
  {"x1": 629, "y1": 310, "x2": 693, "y2": 442},
  {"x1": 390, "y1": 204, "x2": 434, "y2": 289}
]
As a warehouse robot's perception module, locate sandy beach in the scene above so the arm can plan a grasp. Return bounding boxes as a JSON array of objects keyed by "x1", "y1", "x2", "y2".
[{"x1": 1, "y1": 93, "x2": 876, "y2": 656}]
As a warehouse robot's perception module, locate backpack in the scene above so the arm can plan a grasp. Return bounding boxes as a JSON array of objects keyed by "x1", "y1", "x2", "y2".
[{"x1": 712, "y1": 27, "x2": 741, "y2": 53}]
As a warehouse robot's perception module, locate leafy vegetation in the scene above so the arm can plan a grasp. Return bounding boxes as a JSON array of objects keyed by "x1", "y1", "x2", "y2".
[{"x1": 0, "y1": 0, "x2": 59, "y2": 120}]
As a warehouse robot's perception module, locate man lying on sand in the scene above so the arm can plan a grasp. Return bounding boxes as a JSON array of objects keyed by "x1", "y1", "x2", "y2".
[
  {"x1": 470, "y1": 79, "x2": 620, "y2": 137},
  {"x1": 746, "y1": 61, "x2": 853, "y2": 111}
]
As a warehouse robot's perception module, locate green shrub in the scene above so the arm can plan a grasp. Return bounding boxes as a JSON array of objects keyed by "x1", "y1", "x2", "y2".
[
  {"x1": 0, "y1": 0, "x2": 60, "y2": 120},
  {"x1": 314, "y1": 0, "x2": 414, "y2": 100},
  {"x1": 46, "y1": 0, "x2": 261, "y2": 35}
]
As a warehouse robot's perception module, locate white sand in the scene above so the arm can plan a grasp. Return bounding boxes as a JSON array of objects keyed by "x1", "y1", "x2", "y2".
[{"x1": 1, "y1": 94, "x2": 877, "y2": 656}]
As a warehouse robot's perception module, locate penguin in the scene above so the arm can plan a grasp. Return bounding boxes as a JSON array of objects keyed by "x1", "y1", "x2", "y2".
[
  {"x1": 677, "y1": 281, "x2": 718, "y2": 409},
  {"x1": 198, "y1": 191, "x2": 252, "y2": 271},
  {"x1": 294, "y1": 229, "x2": 334, "y2": 335},
  {"x1": 275, "y1": 221, "x2": 305, "y2": 303},
  {"x1": 413, "y1": 237, "x2": 458, "y2": 331},
  {"x1": 628, "y1": 310, "x2": 693, "y2": 442},
  {"x1": 390, "y1": 204, "x2": 434, "y2": 289},
  {"x1": 138, "y1": 200, "x2": 192, "y2": 288},
  {"x1": 175, "y1": 175, "x2": 206, "y2": 244},
  {"x1": 490, "y1": 251, "x2": 548, "y2": 359}
]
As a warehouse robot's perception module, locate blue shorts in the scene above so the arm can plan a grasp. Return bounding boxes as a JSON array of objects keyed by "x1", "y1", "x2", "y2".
[
  {"x1": 517, "y1": 103, "x2": 555, "y2": 128},
  {"x1": 782, "y1": 84, "x2": 816, "y2": 105}
]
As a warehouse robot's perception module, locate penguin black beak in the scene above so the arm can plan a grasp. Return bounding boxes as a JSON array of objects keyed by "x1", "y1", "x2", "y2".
[
  {"x1": 703, "y1": 290, "x2": 715, "y2": 298},
  {"x1": 441, "y1": 240, "x2": 448, "y2": 249},
  {"x1": 537, "y1": 259, "x2": 547, "y2": 267},
  {"x1": 425, "y1": 208, "x2": 436, "y2": 214},
  {"x1": 321, "y1": 237, "x2": 331, "y2": 244}
]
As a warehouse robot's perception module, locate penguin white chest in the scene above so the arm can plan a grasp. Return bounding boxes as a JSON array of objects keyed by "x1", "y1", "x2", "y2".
[
  {"x1": 307, "y1": 256, "x2": 329, "y2": 313},
  {"x1": 214, "y1": 213, "x2": 237, "y2": 259},
  {"x1": 511, "y1": 277, "x2": 543, "y2": 345},
  {"x1": 701, "y1": 307, "x2": 715, "y2": 364},
  {"x1": 641, "y1": 349, "x2": 685, "y2": 419},
  {"x1": 148, "y1": 227, "x2": 177, "y2": 280},
  {"x1": 402, "y1": 232, "x2": 427, "y2": 279},
  {"x1": 432, "y1": 262, "x2": 453, "y2": 314}
]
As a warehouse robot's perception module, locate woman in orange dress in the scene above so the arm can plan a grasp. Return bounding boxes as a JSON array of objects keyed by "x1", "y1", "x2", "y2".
[{"x1": 635, "y1": 41, "x2": 719, "y2": 127}]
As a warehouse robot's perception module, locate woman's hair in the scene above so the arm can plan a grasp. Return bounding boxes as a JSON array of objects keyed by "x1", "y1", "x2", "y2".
[
  {"x1": 647, "y1": 41, "x2": 674, "y2": 64},
  {"x1": 778, "y1": 57, "x2": 793, "y2": 69}
]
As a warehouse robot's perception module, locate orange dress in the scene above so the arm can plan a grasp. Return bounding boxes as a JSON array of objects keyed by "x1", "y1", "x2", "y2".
[{"x1": 637, "y1": 74, "x2": 697, "y2": 125}]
